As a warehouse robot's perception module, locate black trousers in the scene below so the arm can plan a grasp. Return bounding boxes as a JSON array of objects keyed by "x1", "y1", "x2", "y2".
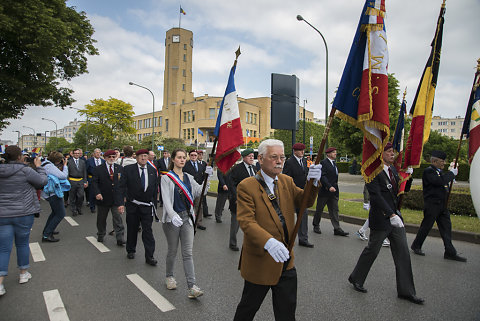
[
  {"x1": 233, "y1": 268, "x2": 297, "y2": 321},
  {"x1": 411, "y1": 201, "x2": 456, "y2": 256},
  {"x1": 125, "y1": 204, "x2": 155, "y2": 259},
  {"x1": 350, "y1": 227, "x2": 416, "y2": 297}
]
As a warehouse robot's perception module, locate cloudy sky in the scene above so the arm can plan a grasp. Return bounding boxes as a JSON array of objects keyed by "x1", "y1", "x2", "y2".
[{"x1": 2, "y1": 0, "x2": 479, "y2": 143}]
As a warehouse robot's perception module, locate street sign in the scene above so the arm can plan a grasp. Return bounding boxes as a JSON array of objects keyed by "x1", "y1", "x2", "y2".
[{"x1": 157, "y1": 145, "x2": 164, "y2": 151}]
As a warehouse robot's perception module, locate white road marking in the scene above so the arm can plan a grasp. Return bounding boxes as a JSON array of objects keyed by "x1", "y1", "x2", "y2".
[
  {"x1": 29, "y1": 242, "x2": 45, "y2": 262},
  {"x1": 63, "y1": 216, "x2": 79, "y2": 226},
  {"x1": 86, "y1": 236, "x2": 110, "y2": 253},
  {"x1": 126, "y1": 274, "x2": 176, "y2": 312},
  {"x1": 43, "y1": 289, "x2": 70, "y2": 321}
]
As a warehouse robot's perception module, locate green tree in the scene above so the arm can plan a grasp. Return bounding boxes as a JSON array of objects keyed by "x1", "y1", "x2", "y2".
[
  {"x1": 74, "y1": 98, "x2": 136, "y2": 151},
  {"x1": 45, "y1": 137, "x2": 72, "y2": 154},
  {"x1": 423, "y1": 131, "x2": 463, "y2": 162},
  {"x1": 0, "y1": 0, "x2": 98, "y2": 130},
  {"x1": 139, "y1": 136, "x2": 188, "y2": 156},
  {"x1": 273, "y1": 121, "x2": 325, "y2": 156}
]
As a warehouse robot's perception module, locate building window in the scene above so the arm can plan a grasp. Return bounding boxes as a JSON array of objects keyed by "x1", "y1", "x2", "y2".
[
  {"x1": 138, "y1": 120, "x2": 142, "y2": 129},
  {"x1": 451, "y1": 129, "x2": 455, "y2": 132},
  {"x1": 165, "y1": 119, "x2": 169, "y2": 131},
  {"x1": 183, "y1": 54, "x2": 186, "y2": 61},
  {"x1": 153, "y1": 117, "x2": 158, "y2": 127},
  {"x1": 192, "y1": 110, "x2": 195, "y2": 121},
  {"x1": 184, "y1": 112, "x2": 187, "y2": 123},
  {"x1": 183, "y1": 129, "x2": 187, "y2": 139},
  {"x1": 182, "y1": 99, "x2": 185, "y2": 104},
  {"x1": 254, "y1": 130, "x2": 257, "y2": 137},
  {"x1": 183, "y1": 69, "x2": 186, "y2": 77},
  {"x1": 254, "y1": 114, "x2": 257, "y2": 124},
  {"x1": 182, "y1": 84, "x2": 185, "y2": 91},
  {"x1": 209, "y1": 108, "x2": 215, "y2": 119},
  {"x1": 187, "y1": 128, "x2": 191, "y2": 139},
  {"x1": 246, "y1": 112, "x2": 249, "y2": 123},
  {"x1": 451, "y1": 121, "x2": 455, "y2": 125},
  {"x1": 184, "y1": 44, "x2": 187, "y2": 50},
  {"x1": 159, "y1": 116, "x2": 163, "y2": 126}
]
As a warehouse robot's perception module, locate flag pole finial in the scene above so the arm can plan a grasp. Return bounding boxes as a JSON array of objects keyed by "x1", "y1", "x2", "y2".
[
  {"x1": 233, "y1": 46, "x2": 241, "y2": 67},
  {"x1": 442, "y1": 0, "x2": 446, "y2": 8},
  {"x1": 476, "y1": 58, "x2": 480, "y2": 72},
  {"x1": 402, "y1": 87, "x2": 407, "y2": 101}
]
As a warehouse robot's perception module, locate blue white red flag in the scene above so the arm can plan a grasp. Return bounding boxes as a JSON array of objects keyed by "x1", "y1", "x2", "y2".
[
  {"x1": 214, "y1": 51, "x2": 244, "y2": 173},
  {"x1": 392, "y1": 93, "x2": 410, "y2": 194},
  {"x1": 333, "y1": 0, "x2": 390, "y2": 182},
  {"x1": 461, "y1": 61, "x2": 480, "y2": 164}
]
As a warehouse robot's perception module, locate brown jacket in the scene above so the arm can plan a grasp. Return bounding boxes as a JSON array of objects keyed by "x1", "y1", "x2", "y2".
[{"x1": 236, "y1": 172, "x2": 318, "y2": 285}]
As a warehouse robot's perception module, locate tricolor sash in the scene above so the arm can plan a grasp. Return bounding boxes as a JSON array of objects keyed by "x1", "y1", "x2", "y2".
[
  {"x1": 165, "y1": 171, "x2": 195, "y2": 207},
  {"x1": 147, "y1": 160, "x2": 158, "y2": 176}
]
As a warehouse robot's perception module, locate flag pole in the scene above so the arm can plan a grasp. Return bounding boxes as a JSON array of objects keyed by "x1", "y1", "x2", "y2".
[
  {"x1": 287, "y1": 107, "x2": 336, "y2": 253},
  {"x1": 396, "y1": 88, "x2": 408, "y2": 210},
  {"x1": 193, "y1": 47, "x2": 241, "y2": 234},
  {"x1": 179, "y1": 5, "x2": 181, "y2": 29}
]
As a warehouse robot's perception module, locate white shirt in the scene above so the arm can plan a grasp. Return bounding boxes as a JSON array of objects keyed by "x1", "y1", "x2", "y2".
[
  {"x1": 137, "y1": 164, "x2": 149, "y2": 192},
  {"x1": 328, "y1": 157, "x2": 338, "y2": 175},
  {"x1": 243, "y1": 161, "x2": 255, "y2": 176},
  {"x1": 261, "y1": 169, "x2": 278, "y2": 194},
  {"x1": 95, "y1": 157, "x2": 101, "y2": 166},
  {"x1": 294, "y1": 155, "x2": 304, "y2": 168}
]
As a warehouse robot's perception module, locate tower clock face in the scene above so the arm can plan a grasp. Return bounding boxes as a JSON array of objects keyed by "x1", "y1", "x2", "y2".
[{"x1": 172, "y1": 35, "x2": 180, "y2": 43}]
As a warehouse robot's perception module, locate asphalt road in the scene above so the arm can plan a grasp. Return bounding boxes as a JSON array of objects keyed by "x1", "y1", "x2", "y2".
[{"x1": 1, "y1": 196, "x2": 479, "y2": 321}]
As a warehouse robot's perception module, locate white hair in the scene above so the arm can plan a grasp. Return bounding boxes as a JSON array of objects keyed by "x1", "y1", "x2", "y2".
[
  {"x1": 94, "y1": 148, "x2": 101, "y2": 153},
  {"x1": 258, "y1": 139, "x2": 284, "y2": 156}
]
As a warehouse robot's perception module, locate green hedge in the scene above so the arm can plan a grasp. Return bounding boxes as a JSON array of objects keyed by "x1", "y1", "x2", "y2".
[
  {"x1": 337, "y1": 162, "x2": 350, "y2": 173},
  {"x1": 402, "y1": 187, "x2": 475, "y2": 217}
]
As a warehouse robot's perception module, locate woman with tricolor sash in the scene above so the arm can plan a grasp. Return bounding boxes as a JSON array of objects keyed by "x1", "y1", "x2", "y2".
[{"x1": 161, "y1": 148, "x2": 212, "y2": 299}]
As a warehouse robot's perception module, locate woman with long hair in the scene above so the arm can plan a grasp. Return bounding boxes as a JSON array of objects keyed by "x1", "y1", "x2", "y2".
[{"x1": 160, "y1": 148, "x2": 212, "y2": 299}]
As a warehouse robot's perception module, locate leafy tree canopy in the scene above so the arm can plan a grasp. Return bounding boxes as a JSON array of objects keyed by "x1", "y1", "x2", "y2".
[
  {"x1": 0, "y1": 0, "x2": 98, "y2": 130},
  {"x1": 45, "y1": 137, "x2": 72, "y2": 154},
  {"x1": 273, "y1": 121, "x2": 325, "y2": 157}
]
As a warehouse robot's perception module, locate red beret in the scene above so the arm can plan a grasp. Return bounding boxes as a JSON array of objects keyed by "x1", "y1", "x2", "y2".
[
  {"x1": 104, "y1": 149, "x2": 116, "y2": 157},
  {"x1": 136, "y1": 149, "x2": 149, "y2": 156},
  {"x1": 292, "y1": 143, "x2": 306, "y2": 150},
  {"x1": 196, "y1": 150, "x2": 204, "y2": 154},
  {"x1": 384, "y1": 142, "x2": 393, "y2": 151},
  {"x1": 325, "y1": 147, "x2": 336, "y2": 154}
]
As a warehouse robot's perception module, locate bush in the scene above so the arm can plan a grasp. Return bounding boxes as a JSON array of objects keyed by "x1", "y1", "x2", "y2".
[
  {"x1": 337, "y1": 162, "x2": 350, "y2": 173},
  {"x1": 402, "y1": 186, "x2": 475, "y2": 216}
]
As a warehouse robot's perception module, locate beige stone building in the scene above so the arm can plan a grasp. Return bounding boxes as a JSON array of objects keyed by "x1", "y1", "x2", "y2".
[
  {"x1": 132, "y1": 27, "x2": 314, "y2": 145},
  {"x1": 18, "y1": 134, "x2": 50, "y2": 153},
  {"x1": 430, "y1": 115, "x2": 464, "y2": 139}
]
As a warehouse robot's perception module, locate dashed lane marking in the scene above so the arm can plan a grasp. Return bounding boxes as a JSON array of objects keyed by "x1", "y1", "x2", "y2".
[
  {"x1": 126, "y1": 273, "x2": 176, "y2": 312},
  {"x1": 30, "y1": 242, "x2": 45, "y2": 262},
  {"x1": 43, "y1": 289, "x2": 70, "y2": 321},
  {"x1": 63, "y1": 216, "x2": 79, "y2": 226},
  {"x1": 86, "y1": 236, "x2": 110, "y2": 253}
]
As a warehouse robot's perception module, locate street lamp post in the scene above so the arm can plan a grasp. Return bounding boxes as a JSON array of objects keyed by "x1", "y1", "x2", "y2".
[
  {"x1": 41, "y1": 117, "x2": 58, "y2": 151},
  {"x1": 22, "y1": 126, "x2": 36, "y2": 152},
  {"x1": 44, "y1": 131, "x2": 49, "y2": 152},
  {"x1": 71, "y1": 107, "x2": 88, "y2": 154},
  {"x1": 129, "y1": 82, "x2": 155, "y2": 152},
  {"x1": 303, "y1": 99, "x2": 307, "y2": 145},
  {"x1": 297, "y1": 15, "x2": 329, "y2": 150}
]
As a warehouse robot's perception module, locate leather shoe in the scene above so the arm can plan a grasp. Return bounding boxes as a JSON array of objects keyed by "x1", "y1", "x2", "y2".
[
  {"x1": 411, "y1": 247, "x2": 425, "y2": 256},
  {"x1": 197, "y1": 225, "x2": 206, "y2": 230},
  {"x1": 117, "y1": 240, "x2": 125, "y2": 246},
  {"x1": 90, "y1": 208, "x2": 96, "y2": 213},
  {"x1": 348, "y1": 276, "x2": 367, "y2": 293},
  {"x1": 334, "y1": 229, "x2": 349, "y2": 236},
  {"x1": 53, "y1": 231, "x2": 59, "y2": 235},
  {"x1": 313, "y1": 226, "x2": 322, "y2": 234},
  {"x1": 229, "y1": 245, "x2": 239, "y2": 251},
  {"x1": 42, "y1": 235, "x2": 59, "y2": 243},
  {"x1": 204, "y1": 213, "x2": 212, "y2": 218},
  {"x1": 97, "y1": 236, "x2": 104, "y2": 242},
  {"x1": 299, "y1": 242, "x2": 314, "y2": 248},
  {"x1": 398, "y1": 294, "x2": 425, "y2": 305},
  {"x1": 146, "y1": 257, "x2": 158, "y2": 266},
  {"x1": 444, "y1": 253, "x2": 467, "y2": 262},
  {"x1": 127, "y1": 253, "x2": 135, "y2": 259},
  {"x1": 109, "y1": 230, "x2": 115, "y2": 235},
  {"x1": 216, "y1": 218, "x2": 222, "y2": 223},
  {"x1": 77, "y1": 210, "x2": 83, "y2": 215}
]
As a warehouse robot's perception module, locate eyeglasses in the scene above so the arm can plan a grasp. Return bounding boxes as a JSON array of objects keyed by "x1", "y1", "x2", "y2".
[
  {"x1": 268, "y1": 155, "x2": 286, "y2": 161},
  {"x1": 106, "y1": 155, "x2": 116, "y2": 159}
]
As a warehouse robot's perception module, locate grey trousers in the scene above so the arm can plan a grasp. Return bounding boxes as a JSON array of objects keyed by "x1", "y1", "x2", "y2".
[
  {"x1": 296, "y1": 208, "x2": 309, "y2": 243},
  {"x1": 69, "y1": 180, "x2": 84, "y2": 214},
  {"x1": 162, "y1": 213, "x2": 196, "y2": 289},
  {"x1": 214, "y1": 192, "x2": 229, "y2": 220},
  {"x1": 193, "y1": 197, "x2": 203, "y2": 225},
  {"x1": 349, "y1": 227, "x2": 417, "y2": 297},
  {"x1": 230, "y1": 210, "x2": 240, "y2": 248},
  {"x1": 312, "y1": 195, "x2": 340, "y2": 230},
  {"x1": 97, "y1": 204, "x2": 124, "y2": 241}
]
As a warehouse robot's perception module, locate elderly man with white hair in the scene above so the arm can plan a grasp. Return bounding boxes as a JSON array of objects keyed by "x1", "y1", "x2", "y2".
[{"x1": 233, "y1": 139, "x2": 322, "y2": 321}]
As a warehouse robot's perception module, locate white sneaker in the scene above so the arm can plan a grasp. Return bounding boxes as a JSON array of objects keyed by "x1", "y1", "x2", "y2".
[
  {"x1": 382, "y1": 239, "x2": 390, "y2": 247},
  {"x1": 355, "y1": 230, "x2": 368, "y2": 241},
  {"x1": 19, "y1": 271, "x2": 32, "y2": 284},
  {"x1": 187, "y1": 285, "x2": 204, "y2": 299},
  {"x1": 0, "y1": 284, "x2": 5, "y2": 296},
  {"x1": 166, "y1": 277, "x2": 177, "y2": 290}
]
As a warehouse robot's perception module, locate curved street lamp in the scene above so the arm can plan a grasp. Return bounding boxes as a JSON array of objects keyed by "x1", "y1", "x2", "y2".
[
  {"x1": 129, "y1": 82, "x2": 156, "y2": 152},
  {"x1": 41, "y1": 117, "x2": 58, "y2": 150},
  {"x1": 297, "y1": 14, "x2": 329, "y2": 149}
]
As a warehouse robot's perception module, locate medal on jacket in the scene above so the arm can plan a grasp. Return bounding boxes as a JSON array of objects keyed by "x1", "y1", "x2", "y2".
[{"x1": 386, "y1": 183, "x2": 392, "y2": 190}]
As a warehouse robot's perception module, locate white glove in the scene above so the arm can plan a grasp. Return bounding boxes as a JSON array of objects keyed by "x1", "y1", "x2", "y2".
[
  {"x1": 389, "y1": 214, "x2": 404, "y2": 228},
  {"x1": 264, "y1": 238, "x2": 290, "y2": 263},
  {"x1": 450, "y1": 168, "x2": 458, "y2": 176},
  {"x1": 406, "y1": 167, "x2": 414, "y2": 175},
  {"x1": 205, "y1": 166, "x2": 213, "y2": 176},
  {"x1": 171, "y1": 214, "x2": 184, "y2": 227},
  {"x1": 363, "y1": 202, "x2": 370, "y2": 211},
  {"x1": 307, "y1": 164, "x2": 322, "y2": 187}
]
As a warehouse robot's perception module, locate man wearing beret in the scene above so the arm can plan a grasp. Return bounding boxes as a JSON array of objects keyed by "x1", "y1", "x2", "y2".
[
  {"x1": 282, "y1": 142, "x2": 314, "y2": 247},
  {"x1": 119, "y1": 149, "x2": 159, "y2": 266},
  {"x1": 183, "y1": 149, "x2": 207, "y2": 230},
  {"x1": 410, "y1": 150, "x2": 466, "y2": 262},
  {"x1": 348, "y1": 142, "x2": 423, "y2": 304},
  {"x1": 312, "y1": 147, "x2": 349, "y2": 236},
  {"x1": 91, "y1": 149, "x2": 125, "y2": 246},
  {"x1": 228, "y1": 148, "x2": 257, "y2": 251},
  {"x1": 197, "y1": 150, "x2": 211, "y2": 218}
]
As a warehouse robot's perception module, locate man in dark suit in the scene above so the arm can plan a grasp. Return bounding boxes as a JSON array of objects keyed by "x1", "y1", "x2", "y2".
[
  {"x1": 156, "y1": 150, "x2": 171, "y2": 207},
  {"x1": 348, "y1": 143, "x2": 424, "y2": 305},
  {"x1": 312, "y1": 147, "x2": 348, "y2": 236},
  {"x1": 197, "y1": 150, "x2": 211, "y2": 218},
  {"x1": 183, "y1": 149, "x2": 207, "y2": 230},
  {"x1": 283, "y1": 143, "x2": 313, "y2": 247},
  {"x1": 92, "y1": 150, "x2": 125, "y2": 246},
  {"x1": 214, "y1": 170, "x2": 231, "y2": 223},
  {"x1": 411, "y1": 150, "x2": 466, "y2": 262},
  {"x1": 119, "y1": 149, "x2": 159, "y2": 266},
  {"x1": 229, "y1": 148, "x2": 257, "y2": 251},
  {"x1": 86, "y1": 148, "x2": 105, "y2": 213},
  {"x1": 67, "y1": 148, "x2": 88, "y2": 216}
]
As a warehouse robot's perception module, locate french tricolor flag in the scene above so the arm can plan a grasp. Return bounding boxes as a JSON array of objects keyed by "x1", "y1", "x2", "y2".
[{"x1": 214, "y1": 62, "x2": 244, "y2": 173}]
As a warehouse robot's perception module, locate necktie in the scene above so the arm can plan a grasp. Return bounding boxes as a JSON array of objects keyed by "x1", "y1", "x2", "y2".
[
  {"x1": 333, "y1": 160, "x2": 338, "y2": 175},
  {"x1": 75, "y1": 159, "x2": 79, "y2": 168},
  {"x1": 249, "y1": 165, "x2": 254, "y2": 177},
  {"x1": 140, "y1": 167, "x2": 146, "y2": 191},
  {"x1": 388, "y1": 167, "x2": 397, "y2": 186},
  {"x1": 273, "y1": 180, "x2": 280, "y2": 203},
  {"x1": 194, "y1": 161, "x2": 197, "y2": 172},
  {"x1": 109, "y1": 165, "x2": 114, "y2": 181}
]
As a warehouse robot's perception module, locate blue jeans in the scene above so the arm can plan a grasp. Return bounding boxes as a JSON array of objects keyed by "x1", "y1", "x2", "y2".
[
  {"x1": 43, "y1": 195, "x2": 66, "y2": 237},
  {"x1": 0, "y1": 215, "x2": 34, "y2": 276}
]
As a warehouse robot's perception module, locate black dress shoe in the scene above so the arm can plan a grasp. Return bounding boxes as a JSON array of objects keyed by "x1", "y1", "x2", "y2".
[
  {"x1": 216, "y1": 218, "x2": 222, "y2": 223},
  {"x1": 348, "y1": 276, "x2": 367, "y2": 293},
  {"x1": 398, "y1": 294, "x2": 425, "y2": 305},
  {"x1": 411, "y1": 247, "x2": 425, "y2": 256},
  {"x1": 229, "y1": 245, "x2": 239, "y2": 251},
  {"x1": 299, "y1": 242, "x2": 314, "y2": 248},
  {"x1": 42, "y1": 235, "x2": 60, "y2": 243},
  {"x1": 313, "y1": 226, "x2": 322, "y2": 234},
  {"x1": 334, "y1": 229, "x2": 349, "y2": 236},
  {"x1": 77, "y1": 210, "x2": 83, "y2": 215},
  {"x1": 109, "y1": 230, "x2": 115, "y2": 236},
  {"x1": 97, "y1": 236, "x2": 104, "y2": 242},
  {"x1": 146, "y1": 257, "x2": 158, "y2": 266},
  {"x1": 444, "y1": 253, "x2": 467, "y2": 262},
  {"x1": 90, "y1": 208, "x2": 96, "y2": 213},
  {"x1": 127, "y1": 253, "x2": 135, "y2": 259},
  {"x1": 117, "y1": 240, "x2": 125, "y2": 246},
  {"x1": 204, "y1": 213, "x2": 212, "y2": 218},
  {"x1": 197, "y1": 225, "x2": 206, "y2": 230},
  {"x1": 72, "y1": 211, "x2": 78, "y2": 217}
]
